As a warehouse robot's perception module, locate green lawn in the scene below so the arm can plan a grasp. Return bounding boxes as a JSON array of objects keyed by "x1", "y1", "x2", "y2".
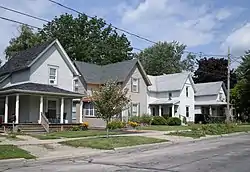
[
  {"x1": 33, "y1": 130, "x2": 124, "y2": 140},
  {"x1": 234, "y1": 125, "x2": 250, "y2": 132},
  {"x1": 61, "y1": 136, "x2": 167, "y2": 150},
  {"x1": 140, "y1": 125, "x2": 190, "y2": 131},
  {"x1": 166, "y1": 131, "x2": 205, "y2": 138},
  {"x1": 0, "y1": 145, "x2": 35, "y2": 160}
]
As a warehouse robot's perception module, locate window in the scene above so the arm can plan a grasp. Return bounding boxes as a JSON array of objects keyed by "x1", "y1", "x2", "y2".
[
  {"x1": 132, "y1": 78, "x2": 139, "y2": 92},
  {"x1": 74, "y1": 79, "x2": 79, "y2": 92},
  {"x1": 186, "y1": 106, "x2": 189, "y2": 117},
  {"x1": 132, "y1": 103, "x2": 139, "y2": 116},
  {"x1": 84, "y1": 102, "x2": 95, "y2": 117},
  {"x1": 49, "y1": 67, "x2": 58, "y2": 85},
  {"x1": 168, "y1": 92, "x2": 172, "y2": 99},
  {"x1": 186, "y1": 86, "x2": 189, "y2": 97}
]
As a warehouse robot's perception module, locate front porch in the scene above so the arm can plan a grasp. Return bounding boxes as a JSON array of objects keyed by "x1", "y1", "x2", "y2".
[
  {"x1": 0, "y1": 83, "x2": 83, "y2": 126},
  {"x1": 149, "y1": 99, "x2": 180, "y2": 118}
]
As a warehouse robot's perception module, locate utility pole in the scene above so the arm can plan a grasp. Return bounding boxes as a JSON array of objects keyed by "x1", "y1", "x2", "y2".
[{"x1": 226, "y1": 46, "x2": 231, "y2": 122}]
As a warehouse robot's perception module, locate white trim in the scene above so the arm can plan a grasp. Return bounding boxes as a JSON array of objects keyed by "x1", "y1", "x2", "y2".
[
  {"x1": 79, "y1": 101, "x2": 83, "y2": 123},
  {"x1": 60, "y1": 97, "x2": 64, "y2": 124},
  {"x1": 132, "y1": 103, "x2": 139, "y2": 116},
  {"x1": 15, "y1": 94, "x2": 19, "y2": 124},
  {"x1": 48, "y1": 65, "x2": 58, "y2": 85},
  {"x1": 159, "y1": 105, "x2": 162, "y2": 116},
  {"x1": 4, "y1": 96, "x2": 8, "y2": 123}
]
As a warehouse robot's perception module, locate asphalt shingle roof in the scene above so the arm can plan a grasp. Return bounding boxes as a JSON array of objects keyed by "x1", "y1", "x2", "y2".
[
  {"x1": 0, "y1": 82, "x2": 81, "y2": 96},
  {"x1": 74, "y1": 59, "x2": 138, "y2": 84},
  {"x1": 0, "y1": 40, "x2": 53, "y2": 77},
  {"x1": 195, "y1": 81, "x2": 223, "y2": 96},
  {"x1": 148, "y1": 72, "x2": 191, "y2": 92}
]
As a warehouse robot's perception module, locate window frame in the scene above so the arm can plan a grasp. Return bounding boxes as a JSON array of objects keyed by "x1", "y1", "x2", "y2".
[
  {"x1": 132, "y1": 103, "x2": 139, "y2": 116},
  {"x1": 186, "y1": 106, "x2": 190, "y2": 117},
  {"x1": 186, "y1": 86, "x2": 189, "y2": 97},
  {"x1": 131, "y1": 77, "x2": 139, "y2": 93},
  {"x1": 48, "y1": 66, "x2": 58, "y2": 85},
  {"x1": 168, "y1": 92, "x2": 172, "y2": 99},
  {"x1": 83, "y1": 102, "x2": 96, "y2": 117},
  {"x1": 73, "y1": 79, "x2": 79, "y2": 92},
  {"x1": 72, "y1": 101, "x2": 77, "y2": 120}
]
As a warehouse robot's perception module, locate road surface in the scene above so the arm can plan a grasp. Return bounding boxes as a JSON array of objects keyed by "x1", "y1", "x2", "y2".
[{"x1": 1, "y1": 134, "x2": 250, "y2": 172}]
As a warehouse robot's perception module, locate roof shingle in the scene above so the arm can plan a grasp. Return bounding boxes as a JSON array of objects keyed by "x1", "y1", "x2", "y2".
[{"x1": 195, "y1": 81, "x2": 224, "y2": 96}]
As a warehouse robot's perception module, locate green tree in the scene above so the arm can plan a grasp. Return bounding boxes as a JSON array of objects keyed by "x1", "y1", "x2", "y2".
[
  {"x1": 138, "y1": 41, "x2": 195, "y2": 75},
  {"x1": 5, "y1": 14, "x2": 133, "y2": 65},
  {"x1": 5, "y1": 25, "x2": 43, "y2": 59},
  {"x1": 193, "y1": 57, "x2": 237, "y2": 88},
  {"x1": 92, "y1": 80, "x2": 130, "y2": 137}
]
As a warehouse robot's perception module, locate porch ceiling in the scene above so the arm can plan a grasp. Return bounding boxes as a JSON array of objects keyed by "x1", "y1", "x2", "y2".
[
  {"x1": 0, "y1": 82, "x2": 83, "y2": 98},
  {"x1": 149, "y1": 99, "x2": 180, "y2": 105}
]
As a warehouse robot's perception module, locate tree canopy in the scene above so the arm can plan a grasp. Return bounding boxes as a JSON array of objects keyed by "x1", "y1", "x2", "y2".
[
  {"x1": 92, "y1": 80, "x2": 130, "y2": 137},
  {"x1": 5, "y1": 13, "x2": 133, "y2": 65},
  {"x1": 193, "y1": 57, "x2": 237, "y2": 88},
  {"x1": 231, "y1": 50, "x2": 250, "y2": 121},
  {"x1": 137, "y1": 41, "x2": 196, "y2": 76}
]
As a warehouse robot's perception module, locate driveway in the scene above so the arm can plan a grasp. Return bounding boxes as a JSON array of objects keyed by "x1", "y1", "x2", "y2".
[{"x1": 1, "y1": 133, "x2": 250, "y2": 172}]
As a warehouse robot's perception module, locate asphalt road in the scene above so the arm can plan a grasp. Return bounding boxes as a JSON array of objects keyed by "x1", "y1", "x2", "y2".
[{"x1": 1, "y1": 134, "x2": 250, "y2": 172}]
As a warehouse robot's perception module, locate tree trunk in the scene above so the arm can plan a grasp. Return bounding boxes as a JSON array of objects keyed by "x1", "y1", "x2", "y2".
[{"x1": 106, "y1": 120, "x2": 109, "y2": 138}]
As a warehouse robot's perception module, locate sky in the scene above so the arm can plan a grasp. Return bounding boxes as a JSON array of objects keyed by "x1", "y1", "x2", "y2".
[{"x1": 0, "y1": 0, "x2": 250, "y2": 65}]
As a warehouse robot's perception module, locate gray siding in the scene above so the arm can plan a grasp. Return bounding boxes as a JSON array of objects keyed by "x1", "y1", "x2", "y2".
[
  {"x1": 29, "y1": 96, "x2": 39, "y2": 123},
  {"x1": 11, "y1": 70, "x2": 30, "y2": 84},
  {"x1": 125, "y1": 66, "x2": 148, "y2": 115},
  {"x1": 19, "y1": 95, "x2": 30, "y2": 123},
  {"x1": 30, "y1": 45, "x2": 74, "y2": 91}
]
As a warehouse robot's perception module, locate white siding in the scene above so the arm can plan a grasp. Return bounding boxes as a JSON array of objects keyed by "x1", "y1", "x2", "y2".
[
  {"x1": 179, "y1": 78, "x2": 195, "y2": 122},
  {"x1": 30, "y1": 45, "x2": 74, "y2": 91},
  {"x1": 195, "y1": 95, "x2": 218, "y2": 102},
  {"x1": 216, "y1": 87, "x2": 226, "y2": 102}
]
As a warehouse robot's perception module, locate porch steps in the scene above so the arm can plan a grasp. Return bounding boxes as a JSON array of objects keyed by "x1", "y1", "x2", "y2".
[{"x1": 17, "y1": 124, "x2": 46, "y2": 134}]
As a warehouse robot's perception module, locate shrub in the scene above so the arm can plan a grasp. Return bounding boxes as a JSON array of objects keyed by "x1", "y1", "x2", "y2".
[
  {"x1": 167, "y1": 117, "x2": 181, "y2": 126},
  {"x1": 140, "y1": 115, "x2": 153, "y2": 125},
  {"x1": 81, "y1": 122, "x2": 89, "y2": 130},
  {"x1": 128, "y1": 121, "x2": 139, "y2": 128},
  {"x1": 151, "y1": 116, "x2": 168, "y2": 125},
  {"x1": 129, "y1": 116, "x2": 140, "y2": 123},
  {"x1": 107, "y1": 120, "x2": 126, "y2": 130},
  {"x1": 182, "y1": 116, "x2": 187, "y2": 124},
  {"x1": 70, "y1": 125, "x2": 81, "y2": 131}
]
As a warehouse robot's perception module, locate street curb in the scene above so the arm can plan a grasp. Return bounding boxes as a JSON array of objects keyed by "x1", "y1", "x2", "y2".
[{"x1": 0, "y1": 132, "x2": 249, "y2": 167}]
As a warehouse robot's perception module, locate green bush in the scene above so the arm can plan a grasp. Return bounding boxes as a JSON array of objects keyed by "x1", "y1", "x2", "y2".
[
  {"x1": 190, "y1": 123, "x2": 237, "y2": 135},
  {"x1": 151, "y1": 116, "x2": 168, "y2": 125},
  {"x1": 129, "y1": 116, "x2": 140, "y2": 123},
  {"x1": 140, "y1": 115, "x2": 153, "y2": 125},
  {"x1": 182, "y1": 117, "x2": 187, "y2": 124},
  {"x1": 70, "y1": 125, "x2": 81, "y2": 131},
  {"x1": 107, "y1": 120, "x2": 126, "y2": 130},
  {"x1": 167, "y1": 117, "x2": 181, "y2": 126}
]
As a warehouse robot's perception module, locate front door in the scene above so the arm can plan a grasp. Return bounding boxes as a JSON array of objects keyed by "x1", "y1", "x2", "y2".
[{"x1": 48, "y1": 100, "x2": 57, "y2": 120}]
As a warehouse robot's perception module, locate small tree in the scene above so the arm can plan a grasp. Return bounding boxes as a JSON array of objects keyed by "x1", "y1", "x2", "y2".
[{"x1": 92, "y1": 80, "x2": 130, "y2": 137}]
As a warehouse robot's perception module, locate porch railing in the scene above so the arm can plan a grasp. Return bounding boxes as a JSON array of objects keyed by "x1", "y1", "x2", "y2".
[{"x1": 41, "y1": 113, "x2": 50, "y2": 133}]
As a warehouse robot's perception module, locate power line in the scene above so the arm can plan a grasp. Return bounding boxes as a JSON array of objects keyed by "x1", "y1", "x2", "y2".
[
  {"x1": 0, "y1": 5, "x2": 50, "y2": 23},
  {"x1": 47, "y1": 0, "x2": 157, "y2": 45},
  {"x1": 0, "y1": 16, "x2": 41, "y2": 29}
]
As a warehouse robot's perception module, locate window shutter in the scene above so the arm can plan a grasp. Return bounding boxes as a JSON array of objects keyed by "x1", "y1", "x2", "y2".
[
  {"x1": 131, "y1": 78, "x2": 133, "y2": 92},
  {"x1": 138, "y1": 78, "x2": 140, "y2": 93},
  {"x1": 138, "y1": 103, "x2": 140, "y2": 116}
]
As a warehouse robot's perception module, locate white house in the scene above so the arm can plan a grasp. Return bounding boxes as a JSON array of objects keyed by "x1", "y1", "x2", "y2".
[
  {"x1": 194, "y1": 81, "x2": 227, "y2": 122},
  {"x1": 0, "y1": 39, "x2": 82, "y2": 129},
  {"x1": 147, "y1": 72, "x2": 196, "y2": 122}
]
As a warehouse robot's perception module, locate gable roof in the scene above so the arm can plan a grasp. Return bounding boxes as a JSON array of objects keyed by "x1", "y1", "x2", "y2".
[
  {"x1": 0, "y1": 39, "x2": 79, "y2": 79},
  {"x1": 74, "y1": 59, "x2": 151, "y2": 86},
  {"x1": 0, "y1": 40, "x2": 53, "y2": 77},
  {"x1": 195, "y1": 81, "x2": 225, "y2": 96},
  {"x1": 148, "y1": 72, "x2": 195, "y2": 92}
]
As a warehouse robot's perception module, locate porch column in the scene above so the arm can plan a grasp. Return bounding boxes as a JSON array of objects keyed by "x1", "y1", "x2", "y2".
[
  {"x1": 209, "y1": 106, "x2": 212, "y2": 116},
  {"x1": 79, "y1": 101, "x2": 83, "y2": 123},
  {"x1": 172, "y1": 105, "x2": 175, "y2": 117},
  {"x1": 39, "y1": 96, "x2": 43, "y2": 124},
  {"x1": 4, "y1": 96, "x2": 8, "y2": 123},
  {"x1": 60, "y1": 98, "x2": 64, "y2": 124},
  {"x1": 15, "y1": 94, "x2": 19, "y2": 124},
  {"x1": 159, "y1": 105, "x2": 162, "y2": 116}
]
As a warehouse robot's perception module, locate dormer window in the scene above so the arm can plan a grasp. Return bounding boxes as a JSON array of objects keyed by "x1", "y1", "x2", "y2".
[{"x1": 49, "y1": 66, "x2": 58, "y2": 85}]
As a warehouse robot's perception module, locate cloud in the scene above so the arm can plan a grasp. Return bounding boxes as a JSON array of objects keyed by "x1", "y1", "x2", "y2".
[
  {"x1": 0, "y1": 0, "x2": 64, "y2": 62},
  {"x1": 120, "y1": 0, "x2": 233, "y2": 48},
  {"x1": 222, "y1": 23, "x2": 250, "y2": 56}
]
